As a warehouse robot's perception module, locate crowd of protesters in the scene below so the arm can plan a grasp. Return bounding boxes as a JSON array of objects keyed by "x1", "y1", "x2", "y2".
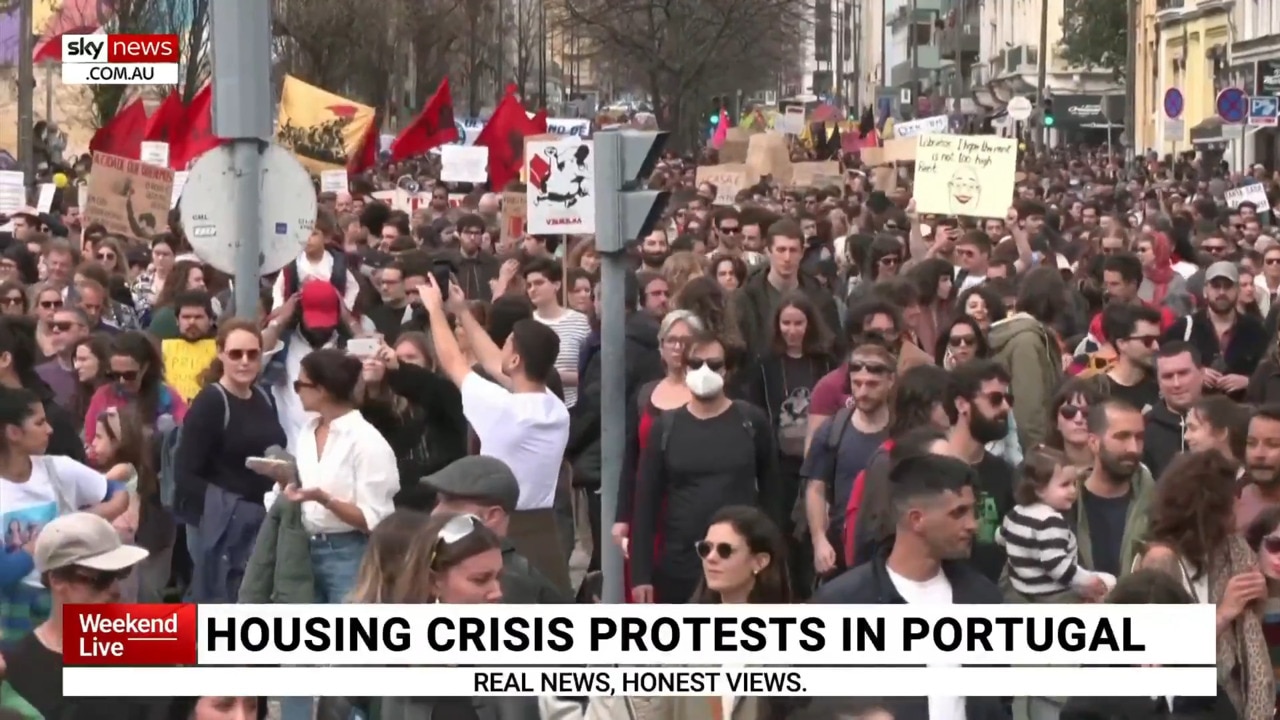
[{"x1": 0, "y1": 140, "x2": 1278, "y2": 720}]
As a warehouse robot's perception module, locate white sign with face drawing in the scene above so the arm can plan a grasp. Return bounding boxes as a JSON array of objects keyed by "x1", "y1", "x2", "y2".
[
  {"x1": 525, "y1": 139, "x2": 596, "y2": 235},
  {"x1": 913, "y1": 134, "x2": 1018, "y2": 219}
]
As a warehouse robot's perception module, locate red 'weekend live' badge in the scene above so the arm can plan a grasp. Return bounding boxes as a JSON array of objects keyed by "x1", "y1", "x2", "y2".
[{"x1": 63, "y1": 603, "x2": 198, "y2": 666}]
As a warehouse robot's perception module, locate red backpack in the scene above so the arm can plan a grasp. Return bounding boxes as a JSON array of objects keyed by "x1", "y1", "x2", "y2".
[{"x1": 842, "y1": 438, "x2": 895, "y2": 564}]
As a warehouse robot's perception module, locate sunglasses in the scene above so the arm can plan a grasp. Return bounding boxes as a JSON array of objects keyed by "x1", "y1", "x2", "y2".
[
  {"x1": 1203, "y1": 245, "x2": 1228, "y2": 254},
  {"x1": 718, "y1": 226, "x2": 741, "y2": 235},
  {"x1": 50, "y1": 320, "x2": 79, "y2": 333},
  {"x1": 108, "y1": 370, "x2": 140, "y2": 383},
  {"x1": 695, "y1": 541, "x2": 737, "y2": 560},
  {"x1": 948, "y1": 335, "x2": 976, "y2": 348},
  {"x1": 1266, "y1": 258, "x2": 1280, "y2": 266},
  {"x1": 1262, "y1": 536, "x2": 1280, "y2": 554},
  {"x1": 878, "y1": 255, "x2": 900, "y2": 266},
  {"x1": 1059, "y1": 403, "x2": 1086, "y2": 421},
  {"x1": 430, "y1": 514, "x2": 483, "y2": 567},
  {"x1": 0, "y1": 296, "x2": 22, "y2": 307},
  {"x1": 97, "y1": 252, "x2": 116, "y2": 262},
  {"x1": 293, "y1": 379, "x2": 316, "y2": 393},
  {"x1": 984, "y1": 391, "x2": 1013, "y2": 407},
  {"x1": 849, "y1": 361, "x2": 892, "y2": 375},
  {"x1": 1124, "y1": 335, "x2": 1160, "y2": 348},
  {"x1": 71, "y1": 567, "x2": 131, "y2": 591},
  {"x1": 687, "y1": 357, "x2": 726, "y2": 372},
  {"x1": 227, "y1": 348, "x2": 261, "y2": 362},
  {"x1": 39, "y1": 299, "x2": 63, "y2": 310}
]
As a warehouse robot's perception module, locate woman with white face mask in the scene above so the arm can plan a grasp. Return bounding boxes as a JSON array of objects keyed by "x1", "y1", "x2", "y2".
[{"x1": 629, "y1": 331, "x2": 783, "y2": 605}]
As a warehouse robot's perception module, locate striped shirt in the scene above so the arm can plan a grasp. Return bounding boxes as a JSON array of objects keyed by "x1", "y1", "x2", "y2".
[
  {"x1": 996, "y1": 502, "x2": 1096, "y2": 596},
  {"x1": 535, "y1": 308, "x2": 592, "y2": 408}
]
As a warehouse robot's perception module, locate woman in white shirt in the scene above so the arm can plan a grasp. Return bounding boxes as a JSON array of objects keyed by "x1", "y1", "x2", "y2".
[{"x1": 286, "y1": 348, "x2": 398, "y2": 604}]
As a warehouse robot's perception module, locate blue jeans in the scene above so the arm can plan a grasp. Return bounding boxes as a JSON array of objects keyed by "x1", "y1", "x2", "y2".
[{"x1": 280, "y1": 532, "x2": 368, "y2": 720}]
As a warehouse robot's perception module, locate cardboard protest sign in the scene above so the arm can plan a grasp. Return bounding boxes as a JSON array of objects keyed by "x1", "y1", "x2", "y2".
[
  {"x1": 882, "y1": 137, "x2": 917, "y2": 163},
  {"x1": 720, "y1": 128, "x2": 750, "y2": 163},
  {"x1": 859, "y1": 147, "x2": 885, "y2": 166},
  {"x1": 84, "y1": 151, "x2": 175, "y2": 240},
  {"x1": 913, "y1": 135, "x2": 1017, "y2": 219},
  {"x1": 695, "y1": 164, "x2": 751, "y2": 205},
  {"x1": 501, "y1": 190, "x2": 527, "y2": 243},
  {"x1": 1225, "y1": 184, "x2": 1271, "y2": 212},
  {"x1": 745, "y1": 134, "x2": 792, "y2": 184},
  {"x1": 162, "y1": 338, "x2": 217, "y2": 402},
  {"x1": 789, "y1": 161, "x2": 841, "y2": 188}
]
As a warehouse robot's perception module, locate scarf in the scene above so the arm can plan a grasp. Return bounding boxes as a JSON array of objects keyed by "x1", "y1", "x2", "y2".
[{"x1": 1210, "y1": 535, "x2": 1274, "y2": 720}]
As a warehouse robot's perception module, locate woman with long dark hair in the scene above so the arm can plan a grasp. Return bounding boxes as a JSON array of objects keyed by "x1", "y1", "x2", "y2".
[
  {"x1": 907, "y1": 257, "x2": 954, "y2": 353},
  {"x1": 69, "y1": 335, "x2": 109, "y2": 424},
  {"x1": 83, "y1": 331, "x2": 187, "y2": 446},
  {"x1": 1043, "y1": 378, "x2": 1102, "y2": 469},
  {"x1": 145, "y1": 260, "x2": 209, "y2": 339}
]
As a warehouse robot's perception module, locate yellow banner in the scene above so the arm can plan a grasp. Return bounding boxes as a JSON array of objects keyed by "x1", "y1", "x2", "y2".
[{"x1": 275, "y1": 76, "x2": 375, "y2": 173}]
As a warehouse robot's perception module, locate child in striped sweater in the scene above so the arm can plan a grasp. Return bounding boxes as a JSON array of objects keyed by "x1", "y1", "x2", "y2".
[{"x1": 996, "y1": 446, "x2": 1115, "y2": 601}]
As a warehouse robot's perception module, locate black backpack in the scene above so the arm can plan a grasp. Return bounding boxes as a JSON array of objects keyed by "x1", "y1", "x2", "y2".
[
  {"x1": 281, "y1": 249, "x2": 348, "y2": 299},
  {"x1": 655, "y1": 401, "x2": 757, "y2": 458}
]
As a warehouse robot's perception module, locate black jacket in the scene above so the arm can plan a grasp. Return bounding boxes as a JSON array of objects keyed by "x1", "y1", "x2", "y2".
[
  {"x1": 1060, "y1": 690, "x2": 1237, "y2": 720},
  {"x1": 1163, "y1": 311, "x2": 1267, "y2": 399},
  {"x1": 367, "y1": 363, "x2": 468, "y2": 491},
  {"x1": 734, "y1": 269, "x2": 844, "y2": 362},
  {"x1": 454, "y1": 250, "x2": 501, "y2": 302},
  {"x1": 501, "y1": 538, "x2": 571, "y2": 603},
  {"x1": 810, "y1": 544, "x2": 1007, "y2": 720},
  {"x1": 567, "y1": 313, "x2": 663, "y2": 489},
  {"x1": 30, "y1": 374, "x2": 85, "y2": 463},
  {"x1": 1142, "y1": 403, "x2": 1186, "y2": 481}
]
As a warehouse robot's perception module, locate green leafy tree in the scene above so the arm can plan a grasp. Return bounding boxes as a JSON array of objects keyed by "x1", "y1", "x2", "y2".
[{"x1": 1059, "y1": 0, "x2": 1128, "y2": 73}]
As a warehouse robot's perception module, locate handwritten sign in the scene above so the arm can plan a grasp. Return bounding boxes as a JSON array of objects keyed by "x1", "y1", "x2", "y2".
[
  {"x1": 894, "y1": 115, "x2": 949, "y2": 138},
  {"x1": 84, "y1": 152, "x2": 175, "y2": 240},
  {"x1": 170, "y1": 171, "x2": 189, "y2": 208},
  {"x1": 695, "y1": 164, "x2": 751, "y2": 205},
  {"x1": 0, "y1": 172, "x2": 24, "y2": 215},
  {"x1": 1225, "y1": 184, "x2": 1271, "y2": 213},
  {"x1": 789, "y1": 161, "x2": 842, "y2": 189},
  {"x1": 882, "y1": 137, "x2": 918, "y2": 163},
  {"x1": 501, "y1": 190, "x2": 527, "y2": 243},
  {"x1": 913, "y1": 134, "x2": 1017, "y2": 219},
  {"x1": 161, "y1": 338, "x2": 217, "y2": 402},
  {"x1": 320, "y1": 170, "x2": 348, "y2": 193},
  {"x1": 441, "y1": 145, "x2": 489, "y2": 183},
  {"x1": 140, "y1": 142, "x2": 170, "y2": 168},
  {"x1": 36, "y1": 183, "x2": 56, "y2": 213},
  {"x1": 745, "y1": 134, "x2": 792, "y2": 185}
]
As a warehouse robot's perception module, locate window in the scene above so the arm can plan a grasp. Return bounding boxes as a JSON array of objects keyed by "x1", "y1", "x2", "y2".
[{"x1": 913, "y1": 22, "x2": 932, "y2": 46}]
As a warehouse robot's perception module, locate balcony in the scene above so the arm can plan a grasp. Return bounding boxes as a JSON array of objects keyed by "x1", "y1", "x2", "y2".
[
  {"x1": 938, "y1": 23, "x2": 980, "y2": 60},
  {"x1": 888, "y1": 0, "x2": 944, "y2": 26},
  {"x1": 890, "y1": 45, "x2": 942, "y2": 86},
  {"x1": 1155, "y1": 0, "x2": 1183, "y2": 9}
]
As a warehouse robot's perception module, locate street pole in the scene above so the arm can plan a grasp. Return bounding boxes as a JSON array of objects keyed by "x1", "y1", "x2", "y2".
[
  {"x1": 908, "y1": 0, "x2": 918, "y2": 116},
  {"x1": 1035, "y1": 0, "x2": 1049, "y2": 153},
  {"x1": 594, "y1": 132, "x2": 625, "y2": 605},
  {"x1": 951, "y1": 0, "x2": 963, "y2": 112},
  {"x1": 44, "y1": 64, "x2": 53, "y2": 124},
  {"x1": 1123, "y1": 0, "x2": 1138, "y2": 178},
  {"x1": 209, "y1": 0, "x2": 274, "y2": 318},
  {"x1": 18, "y1": 0, "x2": 35, "y2": 196}
]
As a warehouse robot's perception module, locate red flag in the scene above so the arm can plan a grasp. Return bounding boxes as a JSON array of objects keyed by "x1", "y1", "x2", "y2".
[
  {"x1": 474, "y1": 91, "x2": 542, "y2": 190},
  {"x1": 348, "y1": 113, "x2": 381, "y2": 174},
  {"x1": 170, "y1": 84, "x2": 219, "y2": 169},
  {"x1": 532, "y1": 108, "x2": 547, "y2": 132},
  {"x1": 389, "y1": 78, "x2": 459, "y2": 162},
  {"x1": 33, "y1": 26, "x2": 98, "y2": 63},
  {"x1": 143, "y1": 92, "x2": 185, "y2": 145},
  {"x1": 89, "y1": 98, "x2": 148, "y2": 159}
]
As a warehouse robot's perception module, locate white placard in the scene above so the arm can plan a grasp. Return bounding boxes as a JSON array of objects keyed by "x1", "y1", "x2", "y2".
[
  {"x1": 170, "y1": 171, "x2": 190, "y2": 208},
  {"x1": 440, "y1": 145, "x2": 489, "y2": 183},
  {"x1": 319, "y1": 170, "x2": 348, "y2": 194},
  {"x1": 36, "y1": 183, "x2": 56, "y2": 213},
  {"x1": 525, "y1": 139, "x2": 596, "y2": 235},
  {"x1": 0, "y1": 171, "x2": 25, "y2": 215},
  {"x1": 1224, "y1": 183, "x2": 1271, "y2": 212},
  {"x1": 140, "y1": 141, "x2": 170, "y2": 168},
  {"x1": 779, "y1": 106, "x2": 806, "y2": 135},
  {"x1": 894, "y1": 115, "x2": 950, "y2": 138}
]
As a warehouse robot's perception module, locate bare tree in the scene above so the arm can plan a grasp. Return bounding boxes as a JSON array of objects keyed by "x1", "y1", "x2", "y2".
[
  {"x1": 64, "y1": 0, "x2": 167, "y2": 124},
  {"x1": 561, "y1": 0, "x2": 808, "y2": 148},
  {"x1": 510, "y1": 0, "x2": 540, "y2": 97}
]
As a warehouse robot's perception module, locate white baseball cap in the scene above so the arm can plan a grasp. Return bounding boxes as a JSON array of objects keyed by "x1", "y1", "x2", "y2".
[{"x1": 35, "y1": 512, "x2": 149, "y2": 574}]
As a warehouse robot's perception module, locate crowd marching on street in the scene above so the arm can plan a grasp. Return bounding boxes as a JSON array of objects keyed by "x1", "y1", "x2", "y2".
[{"x1": 9, "y1": 56, "x2": 1280, "y2": 720}]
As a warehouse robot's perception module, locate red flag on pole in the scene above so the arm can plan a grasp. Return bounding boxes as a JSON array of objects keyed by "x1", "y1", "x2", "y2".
[
  {"x1": 89, "y1": 98, "x2": 148, "y2": 159},
  {"x1": 389, "y1": 78, "x2": 459, "y2": 162},
  {"x1": 170, "y1": 84, "x2": 220, "y2": 169},
  {"x1": 33, "y1": 26, "x2": 99, "y2": 63},
  {"x1": 348, "y1": 113, "x2": 382, "y2": 174},
  {"x1": 475, "y1": 90, "x2": 543, "y2": 190},
  {"x1": 143, "y1": 92, "x2": 185, "y2": 145}
]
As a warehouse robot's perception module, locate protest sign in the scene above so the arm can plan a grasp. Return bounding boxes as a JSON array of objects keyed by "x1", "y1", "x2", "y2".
[
  {"x1": 502, "y1": 191, "x2": 527, "y2": 243},
  {"x1": 894, "y1": 115, "x2": 949, "y2": 138},
  {"x1": 320, "y1": 170, "x2": 348, "y2": 193},
  {"x1": 695, "y1": 164, "x2": 751, "y2": 205},
  {"x1": 526, "y1": 139, "x2": 596, "y2": 234},
  {"x1": 0, "y1": 172, "x2": 24, "y2": 215},
  {"x1": 882, "y1": 137, "x2": 917, "y2": 163},
  {"x1": 162, "y1": 338, "x2": 217, "y2": 402},
  {"x1": 140, "y1": 142, "x2": 170, "y2": 168},
  {"x1": 36, "y1": 183, "x2": 55, "y2": 213},
  {"x1": 441, "y1": 146, "x2": 489, "y2": 183},
  {"x1": 913, "y1": 135, "x2": 1016, "y2": 219},
  {"x1": 720, "y1": 128, "x2": 750, "y2": 163},
  {"x1": 789, "y1": 161, "x2": 841, "y2": 188},
  {"x1": 746, "y1": 134, "x2": 792, "y2": 184},
  {"x1": 84, "y1": 151, "x2": 175, "y2": 239},
  {"x1": 1225, "y1": 184, "x2": 1271, "y2": 212}
]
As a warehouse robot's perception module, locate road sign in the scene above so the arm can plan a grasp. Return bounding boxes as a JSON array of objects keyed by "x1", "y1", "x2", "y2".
[
  {"x1": 1163, "y1": 117, "x2": 1185, "y2": 140},
  {"x1": 181, "y1": 144, "x2": 315, "y2": 276},
  {"x1": 900, "y1": 87, "x2": 913, "y2": 105},
  {"x1": 1163, "y1": 88, "x2": 1184, "y2": 119},
  {"x1": 1250, "y1": 96, "x2": 1280, "y2": 126},
  {"x1": 1217, "y1": 87, "x2": 1248, "y2": 123},
  {"x1": 1007, "y1": 96, "x2": 1033, "y2": 121}
]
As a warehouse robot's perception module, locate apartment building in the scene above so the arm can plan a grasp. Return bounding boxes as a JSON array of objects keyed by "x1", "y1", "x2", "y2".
[
  {"x1": 1231, "y1": 0, "x2": 1280, "y2": 166},
  {"x1": 799, "y1": 0, "x2": 859, "y2": 106},
  {"x1": 978, "y1": 0, "x2": 1122, "y2": 145}
]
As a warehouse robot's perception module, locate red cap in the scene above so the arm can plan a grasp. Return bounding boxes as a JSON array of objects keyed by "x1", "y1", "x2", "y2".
[{"x1": 299, "y1": 280, "x2": 340, "y2": 328}]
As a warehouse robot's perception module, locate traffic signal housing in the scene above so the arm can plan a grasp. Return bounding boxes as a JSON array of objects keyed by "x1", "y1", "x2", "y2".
[
  {"x1": 593, "y1": 130, "x2": 671, "y2": 253},
  {"x1": 1042, "y1": 98, "x2": 1055, "y2": 128}
]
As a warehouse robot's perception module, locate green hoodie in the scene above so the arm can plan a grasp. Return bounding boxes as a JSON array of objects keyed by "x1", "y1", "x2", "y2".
[{"x1": 987, "y1": 312, "x2": 1062, "y2": 450}]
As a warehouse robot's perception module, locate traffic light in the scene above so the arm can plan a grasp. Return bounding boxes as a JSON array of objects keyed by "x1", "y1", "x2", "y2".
[
  {"x1": 708, "y1": 96, "x2": 723, "y2": 128},
  {"x1": 1042, "y1": 98, "x2": 1055, "y2": 128},
  {"x1": 593, "y1": 130, "x2": 671, "y2": 253}
]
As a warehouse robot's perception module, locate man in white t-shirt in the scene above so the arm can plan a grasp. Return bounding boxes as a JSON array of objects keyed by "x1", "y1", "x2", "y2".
[
  {"x1": 523, "y1": 257, "x2": 591, "y2": 408},
  {"x1": 420, "y1": 274, "x2": 572, "y2": 591},
  {"x1": 812, "y1": 437, "x2": 1004, "y2": 720}
]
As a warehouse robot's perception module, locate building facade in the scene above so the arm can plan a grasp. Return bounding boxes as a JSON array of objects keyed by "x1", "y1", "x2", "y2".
[
  {"x1": 1231, "y1": 0, "x2": 1280, "y2": 167},
  {"x1": 1149, "y1": 0, "x2": 1232, "y2": 157}
]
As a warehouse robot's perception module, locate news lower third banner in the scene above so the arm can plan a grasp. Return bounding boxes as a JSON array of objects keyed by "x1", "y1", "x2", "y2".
[{"x1": 62, "y1": 604, "x2": 1217, "y2": 698}]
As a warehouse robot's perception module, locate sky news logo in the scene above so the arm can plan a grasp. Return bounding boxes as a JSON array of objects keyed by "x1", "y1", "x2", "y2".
[{"x1": 61, "y1": 33, "x2": 180, "y2": 85}]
